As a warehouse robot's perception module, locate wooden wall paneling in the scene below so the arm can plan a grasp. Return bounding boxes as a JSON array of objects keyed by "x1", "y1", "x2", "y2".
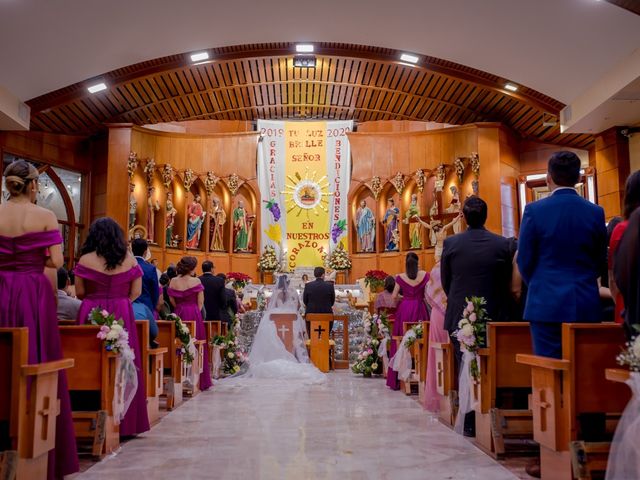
[
  {"x1": 378, "y1": 252, "x2": 403, "y2": 277},
  {"x1": 594, "y1": 128, "x2": 630, "y2": 220},
  {"x1": 105, "y1": 124, "x2": 134, "y2": 228},
  {"x1": 476, "y1": 127, "x2": 503, "y2": 234},
  {"x1": 351, "y1": 254, "x2": 378, "y2": 281},
  {"x1": 209, "y1": 253, "x2": 231, "y2": 275},
  {"x1": 230, "y1": 254, "x2": 259, "y2": 280},
  {"x1": 499, "y1": 128, "x2": 521, "y2": 237}
]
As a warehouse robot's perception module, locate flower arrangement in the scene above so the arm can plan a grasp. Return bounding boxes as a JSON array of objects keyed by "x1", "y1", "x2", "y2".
[
  {"x1": 89, "y1": 307, "x2": 131, "y2": 355},
  {"x1": 227, "y1": 272, "x2": 252, "y2": 291},
  {"x1": 404, "y1": 323, "x2": 424, "y2": 349},
  {"x1": 211, "y1": 317, "x2": 246, "y2": 375},
  {"x1": 264, "y1": 199, "x2": 281, "y2": 222},
  {"x1": 470, "y1": 152, "x2": 480, "y2": 178},
  {"x1": 258, "y1": 245, "x2": 279, "y2": 272},
  {"x1": 454, "y1": 158, "x2": 465, "y2": 184},
  {"x1": 326, "y1": 243, "x2": 351, "y2": 271},
  {"x1": 452, "y1": 297, "x2": 490, "y2": 381},
  {"x1": 617, "y1": 326, "x2": 640, "y2": 372},
  {"x1": 165, "y1": 313, "x2": 196, "y2": 365},
  {"x1": 364, "y1": 269, "x2": 389, "y2": 292},
  {"x1": 352, "y1": 312, "x2": 390, "y2": 376}
]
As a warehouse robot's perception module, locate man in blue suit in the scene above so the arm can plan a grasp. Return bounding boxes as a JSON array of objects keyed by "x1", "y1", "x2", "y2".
[
  {"x1": 131, "y1": 238, "x2": 160, "y2": 317},
  {"x1": 517, "y1": 151, "x2": 607, "y2": 359}
]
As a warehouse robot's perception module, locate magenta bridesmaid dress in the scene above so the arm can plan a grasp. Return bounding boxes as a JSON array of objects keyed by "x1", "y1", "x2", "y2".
[
  {"x1": 0, "y1": 230, "x2": 79, "y2": 480},
  {"x1": 167, "y1": 284, "x2": 213, "y2": 391},
  {"x1": 386, "y1": 274, "x2": 429, "y2": 390},
  {"x1": 75, "y1": 263, "x2": 150, "y2": 436}
]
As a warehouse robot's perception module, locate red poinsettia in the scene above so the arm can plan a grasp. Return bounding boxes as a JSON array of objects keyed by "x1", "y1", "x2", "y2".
[
  {"x1": 226, "y1": 272, "x2": 252, "y2": 289},
  {"x1": 364, "y1": 270, "x2": 389, "y2": 290}
]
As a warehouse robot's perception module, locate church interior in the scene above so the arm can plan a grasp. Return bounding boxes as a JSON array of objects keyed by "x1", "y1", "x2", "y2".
[{"x1": 1, "y1": 1, "x2": 640, "y2": 479}]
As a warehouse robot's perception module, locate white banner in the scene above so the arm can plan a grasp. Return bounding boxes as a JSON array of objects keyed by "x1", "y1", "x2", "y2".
[{"x1": 257, "y1": 120, "x2": 352, "y2": 269}]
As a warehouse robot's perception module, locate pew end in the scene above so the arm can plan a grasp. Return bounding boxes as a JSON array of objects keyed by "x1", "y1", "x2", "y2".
[
  {"x1": 136, "y1": 321, "x2": 168, "y2": 426},
  {"x1": 156, "y1": 321, "x2": 183, "y2": 410},
  {"x1": 1, "y1": 328, "x2": 75, "y2": 480},
  {"x1": 432, "y1": 341, "x2": 457, "y2": 427}
]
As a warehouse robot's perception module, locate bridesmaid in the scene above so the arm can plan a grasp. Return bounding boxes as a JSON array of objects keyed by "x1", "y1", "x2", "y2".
[
  {"x1": 423, "y1": 261, "x2": 450, "y2": 412},
  {"x1": 75, "y1": 217, "x2": 150, "y2": 436},
  {"x1": 386, "y1": 252, "x2": 429, "y2": 390},
  {"x1": 0, "y1": 160, "x2": 79, "y2": 479},
  {"x1": 168, "y1": 256, "x2": 213, "y2": 391}
]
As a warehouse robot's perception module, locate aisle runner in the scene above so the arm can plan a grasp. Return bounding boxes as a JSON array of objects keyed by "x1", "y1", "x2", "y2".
[{"x1": 257, "y1": 120, "x2": 352, "y2": 269}]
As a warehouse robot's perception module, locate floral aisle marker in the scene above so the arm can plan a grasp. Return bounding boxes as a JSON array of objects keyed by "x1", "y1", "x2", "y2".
[
  {"x1": 390, "y1": 323, "x2": 424, "y2": 382},
  {"x1": 211, "y1": 316, "x2": 246, "y2": 377},
  {"x1": 352, "y1": 311, "x2": 390, "y2": 377},
  {"x1": 89, "y1": 307, "x2": 138, "y2": 423},
  {"x1": 607, "y1": 327, "x2": 640, "y2": 480},
  {"x1": 452, "y1": 296, "x2": 489, "y2": 434}
]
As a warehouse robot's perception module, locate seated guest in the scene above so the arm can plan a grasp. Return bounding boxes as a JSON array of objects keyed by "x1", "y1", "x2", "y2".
[
  {"x1": 374, "y1": 275, "x2": 398, "y2": 312},
  {"x1": 57, "y1": 267, "x2": 82, "y2": 320},
  {"x1": 132, "y1": 301, "x2": 159, "y2": 346},
  {"x1": 131, "y1": 238, "x2": 160, "y2": 317},
  {"x1": 217, "y1": 273, "x2": 238, "y2": 326}
]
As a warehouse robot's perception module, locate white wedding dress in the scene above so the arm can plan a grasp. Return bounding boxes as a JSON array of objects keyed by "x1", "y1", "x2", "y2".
[{"x1": 222, "y1": 277, "x2": 326, "y2": 385}]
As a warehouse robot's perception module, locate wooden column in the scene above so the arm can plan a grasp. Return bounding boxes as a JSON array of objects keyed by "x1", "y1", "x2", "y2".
[
  {"x1": 477, "y1": 126, "x2": 503, "y2": 234},
  {"x1": 594, "y1": 127, "x2": 630, "y2": 221},
  {"x1": 105, "y1": 123, "x2": 133, "y2": 229}
]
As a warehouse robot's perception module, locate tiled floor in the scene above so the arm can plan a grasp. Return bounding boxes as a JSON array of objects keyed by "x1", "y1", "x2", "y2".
[{"x1": 74, "y1": 371, "x2": 521, "y2": 480}]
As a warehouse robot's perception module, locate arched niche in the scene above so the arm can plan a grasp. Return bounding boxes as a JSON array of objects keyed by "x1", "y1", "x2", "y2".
[
  {"x1": 350, "y1": 183, "x2": 377, "y2": 254},
  {"x1": 130, "y1": 165, "x2": 146, "y2": 232},
  {"x1": 168, "y1": 176, "x2": 187, "y2": 249},
  {"x1": 185, "y1": 177, "x2": 207, "y2": 251},
  {"x1": 231, "y1": 182, "x2": 258, "y2": 254},
  {"x1": 206, "y1": 180, "x2": 231, "y2": 253},
  {"x1": 400, "y1": 178, "x2": 425, "y2": 251},
  {"x1": 144, "y1": 168, "x2": 164, "y2": 245},
  {"x1": 377, "y1": 181, "x2": 401, "y2": 253}
]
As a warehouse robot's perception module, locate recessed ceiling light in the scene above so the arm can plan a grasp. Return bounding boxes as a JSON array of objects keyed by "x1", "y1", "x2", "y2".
[
  {"x1": 400, "y1": 53, "x2": 419, "y2": 64},
  {"x1": 87, "y1": 82, "x2": 107, "y2": 94},
  {"x1": 505, "y1": 83, "x2": 519, "y2": 92},
  {"x1": 190, "y1": 51, "x2": 209, "y2": 62},
  {"x1": 296, "y1": 44, "x2": 314, "y2": 53}
]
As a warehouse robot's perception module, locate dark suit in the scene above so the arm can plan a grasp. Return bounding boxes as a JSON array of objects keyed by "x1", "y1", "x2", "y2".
[
  {"x1": 198, "y1": 273, "x2": 226, "y2": 320},
  {"x1": 303, "y1": 278, "x2": 335, "y2": 334},
  {"x1": 134, "y1": 257, "x2": 160, "y2": 315},
  {"x1": 441, "y1": 227, "x2": 512, "y2": 334},
  {"x1": 517, "y1": 188, "x2": 606, "y2": 358},
  {"x1": 219, "y1": 288, "x2": 238, "y2": 327}
]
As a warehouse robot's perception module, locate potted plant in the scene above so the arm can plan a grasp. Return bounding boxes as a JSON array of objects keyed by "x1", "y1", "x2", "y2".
[
  {"x1": 364, "y1": 270, "x2": 388, "y2": 293},
  {"x1": 226, "y1": 272, "x2": 252, "y2": 292},
  {"x1": 258, "y1": 245, "x2": 278, "y2": 284}
]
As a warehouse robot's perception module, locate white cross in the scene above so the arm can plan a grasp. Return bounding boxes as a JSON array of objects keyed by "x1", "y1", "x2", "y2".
[{"x1": 277, "y1": 324, "x2": 290, "y2": 340}]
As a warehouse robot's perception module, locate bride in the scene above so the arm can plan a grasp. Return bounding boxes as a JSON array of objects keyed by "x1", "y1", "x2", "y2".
[{"x1": 230, "y1": 274, "x2": 326, "y2": 384}]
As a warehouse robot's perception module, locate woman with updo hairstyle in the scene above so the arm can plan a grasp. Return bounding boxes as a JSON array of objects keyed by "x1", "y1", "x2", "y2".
[
  {"x1": 75, "y1": 217, "x2": 150, "y2": 436},
  {"x1": 0, "y1": 159, "x2": 79, "y2": 477},
  {"x1": 386, "y1": 252, "x2": 430, "y2": 390},
  {"x1": 168, "y1": 256, "x2": 212, "y2": 390}
]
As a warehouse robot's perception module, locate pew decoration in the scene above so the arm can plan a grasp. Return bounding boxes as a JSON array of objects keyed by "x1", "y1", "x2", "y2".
[
  {"x1": 352, "y1": 311, "x2": 390, "y2": 377},
  {"x1": 89, "y1": 307, "x2": 138, "y2": 423},
  {"x1": 390, "y1": 323, "x2": 424, "y2": 381},
  {"x1": 607, "y1": 331, "x2": 640, "y2": 480},
  {"x1": 211, "y1": 319, "x2": 246, "y2": 376},
  {"x1": 167, "y1": 313, "x2": 197, "y2": 365},
  {"x1": 452, "y1": 296, "x2": 489, "y2": 435},
  {"x1": 403, "y1": 323, "x2": 424, "y2": 349}
]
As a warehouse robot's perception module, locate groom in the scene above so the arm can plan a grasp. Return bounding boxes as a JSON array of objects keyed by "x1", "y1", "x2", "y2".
[{"x1": 303, "y1": 266, "x2": 335, "y2": 334}]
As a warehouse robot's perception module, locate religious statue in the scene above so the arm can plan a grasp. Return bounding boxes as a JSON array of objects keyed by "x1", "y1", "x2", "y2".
[
  {"x1": 209, "y1": 197, "x2": 227, "y2": 251},
  {"x1": 382, "y1": 198, "x2": 400, "y2": 251},
  {"x1": 445, "y1": 185, "x2": 462, "y2": 234},
  {"x1": 128, "y1": 183, "x2": 137, "y2": 229},
  {"x1": 416, "y1": 213, "x2": 462, "y2": 262},
  {"x1": 233, "y1": 200, "x2": 250, "y2": 252},
  {"x1": 355, "y1": 199, "x2": 375, "y2": 252},
  {"x1": 165, "y1": 193, "x2": 177, "y2": 247},
  {"x1": 404, "y1": 193, "x2": 422, "y2": 249},
  {"x1": 471, "y1": 180, "x2": 479, "y2": 197},
  {"x1": 146, "y1": 186, "x2": 160, "y2": 243},
  {"x1": 186, "y1": 194, "x2": 206, "y2": 249}
]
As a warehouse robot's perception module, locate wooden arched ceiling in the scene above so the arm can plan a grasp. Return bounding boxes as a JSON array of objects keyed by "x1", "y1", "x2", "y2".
[{"x1": 27, "y1": 42, "x2": 593, "y2": 148}]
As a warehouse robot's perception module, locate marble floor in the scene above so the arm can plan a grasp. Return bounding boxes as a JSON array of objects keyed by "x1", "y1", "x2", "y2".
[{"x1": 75, "y1": 372, "x2": 518, "y2": 480}]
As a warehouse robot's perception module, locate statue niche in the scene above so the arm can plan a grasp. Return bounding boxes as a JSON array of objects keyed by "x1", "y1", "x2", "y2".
[
  {"x1": 354, "y1": 197, "x2": 376, "y2": 253},
  {"x1": 186, "y1": 191, "x2": 206, "y2": 250},
  {"x1": 233, "y1": 198, "x2": 256, "y2": 253},
  {"x1": 209, "y1": 196, "x2": 227, "y2": 252}
]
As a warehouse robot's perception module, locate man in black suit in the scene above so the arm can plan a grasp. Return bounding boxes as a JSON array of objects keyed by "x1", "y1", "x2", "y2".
[
  {"x1": 303, "y1": 266, "x2": 336, "y2": 334},
  {"x1": 199, "y1": 260, "x2": 226, "y2": 321},
  {"x1": 441, "y1": 196, "x2": 512, "y2": 436},
  {"x1": 216, "y1": 273, "x2": 238, "y2": 327}
]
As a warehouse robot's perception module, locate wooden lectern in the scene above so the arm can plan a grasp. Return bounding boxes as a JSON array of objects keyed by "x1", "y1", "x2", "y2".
[
  {"x1": 271, "y1": 313, "x2": 297, "y2": 354},
  {"x1": 306, "y1": 313, "x2": 333, "y2": 372}
]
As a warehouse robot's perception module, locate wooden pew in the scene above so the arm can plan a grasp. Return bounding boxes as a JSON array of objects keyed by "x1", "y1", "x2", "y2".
[
  {"x1": 415, "y1": 321, "x2": 430, "y2": 401},
  {"x1": 569, "y1": 368, "x2": 632, "y2": 480},
  {"x1": 182, "y1": 321, "x2": 205, "y2": 396},
  {"x1": 0, "y1": 328, "x2": 74, "y2": 480},
  {"x1": 156, "y1": 320, "x2": 183, "y2": 410},
  {"x1": 516, "y1": 323, "x2": 630, "y2": 480},
  {"x1": 393, "y1": 321, "x2": 425, "y2": 395},
  {"x1": 59, "y1": 325, "x2": 120, "y2": 457},
  {"x1": 205, "y1": 321, "x2": 223, "y2": 372},
  {"x1": 432, "y1": 340, "x2": 457, "y2": 427},
  {"x1": 135, "y1": 321, "x2": 167, "y2": 426},
  {"x1": 270, "y1": 313, "x2": 298, "y2": 355},
  {"x1": 475, "y1": 322, "x2": 533, "y2": 458}
]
